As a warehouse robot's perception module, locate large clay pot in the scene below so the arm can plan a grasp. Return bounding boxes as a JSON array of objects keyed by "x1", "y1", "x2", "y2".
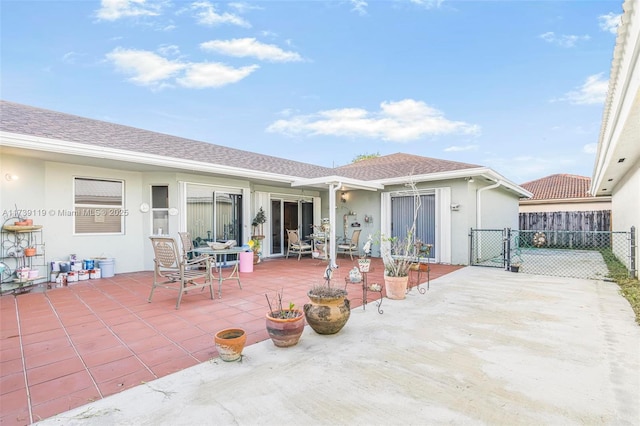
[
  {"x1": 265, "y1": 310, "x2": 305, "y2": 347},
  {"x1": 214, "y1": 328, "x2": 247, "y2": 362},
  {"x1": 384, "y1": 275, "x2": 409, "y2": 300},
  {"x1": 304, "y1": 290, "x2": 350, "y2": 335}
]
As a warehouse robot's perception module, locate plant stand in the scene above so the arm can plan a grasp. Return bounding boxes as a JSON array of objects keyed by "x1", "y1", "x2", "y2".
[
  {"x1": 344, "y1": 268, "x2": 383, "y2": 314},
  {"x1": 408, "y1": 259, "x2": 430, "y2": 294}
]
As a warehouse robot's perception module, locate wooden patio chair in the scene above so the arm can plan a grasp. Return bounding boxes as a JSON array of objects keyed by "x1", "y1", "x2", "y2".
[
  {"x1": 148, "y1": 236, "x2": 213, "y2": 309},
  {"x1": 337, "y1": 229, "x2": 361, "y2": 260},
  {"x1": 285, "y1": 229, "x2": 313, "y2": 260}
]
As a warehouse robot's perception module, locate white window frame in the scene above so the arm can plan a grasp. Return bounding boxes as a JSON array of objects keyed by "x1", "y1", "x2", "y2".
[{"x1": 73, "y1": 177, "x2": 125, "y2": 235}]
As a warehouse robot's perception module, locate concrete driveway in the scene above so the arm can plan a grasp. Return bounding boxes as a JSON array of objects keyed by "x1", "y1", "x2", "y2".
[{"x1": 36, "y1": 267, "x2": 640, "y2": 425}]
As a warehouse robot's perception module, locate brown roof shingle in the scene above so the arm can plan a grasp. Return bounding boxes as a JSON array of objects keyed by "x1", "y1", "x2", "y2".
[
  {"x1": 1, "y1": 101, "x2": 487, "y2": 183},
  {"x1": 520, "y1": 174, "x2": 592, "y2": 200},
  {"x1": 334, "y1": 153, "x2": 481, "y2": 180}
]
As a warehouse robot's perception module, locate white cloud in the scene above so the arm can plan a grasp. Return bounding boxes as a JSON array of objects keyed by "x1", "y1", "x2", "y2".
[
  {"x1": 190, "y1": 1, "x2": 251, "y2": 27},
  {"x1": 583, "y1": 143, "x2": 598, "y2": 154},
  {"x1": 62, "y1": 51, "x2": 79, "y2": 64},
  {"x1": 200, "y1": 38, "x2": 303, "y2": 62},
  {"x1": 228, "y1": 2, "x2": 263, "y2": 13},
  {"x1": 350, "y1": 0, "x2": 368, "y2": 15},
  {"x1": 106, "y1": 47, "x2": 257, "y2": 89},
  {"x1": 266, "y1": 99, "x2": 480, "y2": 142},
  {"x1": 554, "y1": 73, "x2": 608, "y2": 105},
  {"x1": 177, "y1": 63, "x2": 259, "y2": 88},
  {"x1": 96, "y1": 0, "x2": 164, "y2": 21},
  {"x1": 598, "y1": 12, "x2": 621, "y2": 34},
  {"x1": 444, "y1": 145, "x2": 478, "y2": 152},
  {"x1": 106, "y1": 47, "x2": 185, "y2": 86},
  {"x1": 157, "y1": 44, "x2": 180, "y2": 57},
  {"x1": 409, "y1": 0, "x2": 444, "y2": 9},
  {"x1": 539, "y1": 31, "x2": 590, "y2": 48}
]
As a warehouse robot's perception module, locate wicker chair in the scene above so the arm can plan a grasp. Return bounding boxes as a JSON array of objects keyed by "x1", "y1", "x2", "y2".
[
  {"x1": 148, "y1": 236, "x2": 213, "y2": 309},
  {"x1": 285, "y1": 229, "x2": 313, "y2": 260}
]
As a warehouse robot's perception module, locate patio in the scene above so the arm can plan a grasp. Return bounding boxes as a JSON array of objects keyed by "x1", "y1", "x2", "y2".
[{"x1": 0, "y1": 256, "x2": 462, "y2": 425}]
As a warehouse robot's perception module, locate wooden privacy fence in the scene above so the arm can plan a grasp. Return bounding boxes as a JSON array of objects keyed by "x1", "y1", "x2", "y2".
[{"x1": 519, "y1": 210, "x2": 611, "y2": 232}]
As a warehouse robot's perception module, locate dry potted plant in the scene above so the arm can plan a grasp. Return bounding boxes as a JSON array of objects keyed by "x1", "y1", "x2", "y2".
[
  {"x1": 304, "y1": 260, "x2": 350, "y2": 335},
  {"x1": 251, "y1": 207, "x2": 267, "y2": 239},
  {"x1": 265, "y1": 289, "x2": 305, "y2": 347},
  {"x1": 380, "y1": 181, "x2": 421, "y2": 299}
]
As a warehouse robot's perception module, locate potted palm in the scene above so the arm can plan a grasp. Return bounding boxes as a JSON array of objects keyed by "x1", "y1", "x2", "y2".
[
  {"x1": 265, "y1": 290, "x2": 305, "y2": 347},
  {"x1": 304, "y1": 260, "x2": 350, "y2": 335}
]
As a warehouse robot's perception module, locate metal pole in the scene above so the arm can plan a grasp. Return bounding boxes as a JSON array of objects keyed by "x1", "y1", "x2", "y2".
[{"x1": 630, "y1": 226, "x2": 637, "y2": 278}]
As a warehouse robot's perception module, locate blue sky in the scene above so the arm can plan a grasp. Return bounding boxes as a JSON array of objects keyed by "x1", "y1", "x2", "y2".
[{"x1": 1, "y1": 0, "x2": 623, "y2": 184}]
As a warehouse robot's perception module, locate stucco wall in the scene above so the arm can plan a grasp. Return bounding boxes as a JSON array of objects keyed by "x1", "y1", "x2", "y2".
[{"x1": 612, "y1": 163, "x2": 640, "y2": 233}]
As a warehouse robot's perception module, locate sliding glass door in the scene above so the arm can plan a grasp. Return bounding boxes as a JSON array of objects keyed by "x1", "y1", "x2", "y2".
[{"x1": 185, "y1": 184, "x2": 243, "y2": 246}]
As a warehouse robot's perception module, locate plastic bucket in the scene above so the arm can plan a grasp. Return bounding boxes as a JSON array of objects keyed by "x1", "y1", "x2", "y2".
[
  {"x1": 98, "y1": 259, "x2": 115, "y2": 277},
  {"x1": 238, "y1": 251, "x2": 253, "y2": 273},
  {"x1": 83, "y1": 259, "x2": 95, "y2": 270}
]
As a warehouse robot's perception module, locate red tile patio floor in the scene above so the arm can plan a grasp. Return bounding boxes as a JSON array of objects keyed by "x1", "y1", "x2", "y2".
[{"x1": 0, "y1": 256, "x2": 462, "y2": 425}]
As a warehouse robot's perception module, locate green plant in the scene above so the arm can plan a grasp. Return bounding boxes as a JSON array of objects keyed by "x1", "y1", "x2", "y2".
[
  {"x1": 265, "y1": 290, "x2": 302, "y2": 319},
  {"x1": 308, "y1": 262, "x2": 347, "y2": 298},
  {"x1": 601, "y1": 248, "x2": 640, "y2": 325},
  {"x1": 252, "y1": 207, "x2": 267, "y2": 236}
]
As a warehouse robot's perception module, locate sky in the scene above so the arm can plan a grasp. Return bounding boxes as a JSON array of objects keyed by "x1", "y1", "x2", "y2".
[{"x1": 0, "y1": 0, "x2": 624, "y2": 184}]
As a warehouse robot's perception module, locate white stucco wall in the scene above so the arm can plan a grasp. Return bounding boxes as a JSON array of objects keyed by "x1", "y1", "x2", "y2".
[{"x1": 612, "y1": 163, "x2": 640, "y2": 233}]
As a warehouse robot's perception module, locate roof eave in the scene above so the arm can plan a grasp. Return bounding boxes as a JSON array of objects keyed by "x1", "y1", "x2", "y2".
[{"x1": 0, "y1": 131, "x2": 302, "y2": 184}]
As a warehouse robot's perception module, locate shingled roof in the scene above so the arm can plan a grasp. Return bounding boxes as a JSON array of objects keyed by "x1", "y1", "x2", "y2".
[
  {"x1": 1, "y1": 100, "x2": 488, "y2": 183},
  {"x1": 520, "y1": 174, "x2": 592, "y2": 200},
  {"x1": 0, "y1": 100, "x2": 332, "y2": 179},
  {"x1": 334, "y1": 153, "x2": 481, "y2": 180}
]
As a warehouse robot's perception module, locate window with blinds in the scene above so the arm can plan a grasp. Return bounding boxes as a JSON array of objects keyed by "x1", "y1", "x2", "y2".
[{"x1": 74, "y1": 178, "x2": 124, "y2": 234}]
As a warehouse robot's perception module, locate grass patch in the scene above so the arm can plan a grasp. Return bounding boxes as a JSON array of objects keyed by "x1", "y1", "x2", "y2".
[{"x1": 601, "y1": 248, "x2": 640, "y2": 325}]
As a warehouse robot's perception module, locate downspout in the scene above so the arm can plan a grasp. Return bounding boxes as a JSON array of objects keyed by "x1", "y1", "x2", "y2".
[
  {"x1": 328, "y1": 182, "x2": 341, "y2": 269},
  {"x1": 476, "y1": 180, "x2": 502, "y2": 229}
]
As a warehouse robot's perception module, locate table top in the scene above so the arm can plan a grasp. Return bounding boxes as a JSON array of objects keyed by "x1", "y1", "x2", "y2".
[{"x1": 193, "y1": 247, "x2": 246, "y2": 255}]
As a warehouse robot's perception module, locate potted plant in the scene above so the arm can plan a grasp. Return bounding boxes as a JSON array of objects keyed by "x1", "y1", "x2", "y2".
[
  {"x1": 265, "y1": 290, "x2": 305, "y2": 347},
  {"x1": 251, "y1": 207, "x2": 267, "y2": 239},
  {"x1": 380, "y1": 181, "x2": 422, "y2": 300},
  {"x1": 304, "y1": 261, "x2": 350, "y2": 335},
  {"x1": 248, "y1": 237, "x2": 262, "y2": 264}
]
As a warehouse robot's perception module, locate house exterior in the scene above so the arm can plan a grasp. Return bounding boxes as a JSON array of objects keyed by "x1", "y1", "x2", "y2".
[
  {"x1": 591, "y1": 0, "x2": 639, "y2": 259},
  {"x1": 0, "y1": 100, "x2": 531, "y2": 275}
]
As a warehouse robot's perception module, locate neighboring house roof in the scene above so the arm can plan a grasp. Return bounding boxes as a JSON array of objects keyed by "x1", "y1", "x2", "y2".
[
  {"x1": 0, "y1": 100, "x2": 530, "y2": 197},
  {"x1": 591, "y1": 0, "x2": 640, "y2": 196},
  {"x1": 520, "y1": 174, "x2": 592, "y2": 201}
]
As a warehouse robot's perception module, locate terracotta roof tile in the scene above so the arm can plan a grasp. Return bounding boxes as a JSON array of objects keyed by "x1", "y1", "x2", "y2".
[{"x1": 520, "y1": 174, "x2": 592, "y2": 200}]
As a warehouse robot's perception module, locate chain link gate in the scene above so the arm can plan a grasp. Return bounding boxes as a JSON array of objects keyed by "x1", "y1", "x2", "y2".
[{"x1": 470, "y1": 227, "x2": 637, "y2": 280}]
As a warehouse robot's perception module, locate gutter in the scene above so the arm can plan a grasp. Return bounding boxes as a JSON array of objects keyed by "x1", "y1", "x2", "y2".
[{"x1": 477, "y1": 180, "x2": 503, "y2": 228}]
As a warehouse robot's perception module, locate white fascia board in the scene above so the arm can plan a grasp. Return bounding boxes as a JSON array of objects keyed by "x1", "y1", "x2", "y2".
[
  {"x1": 291, "y1": 175, "x2": 384, "y2": 191},
  {"x1": 0, "y1": 131, "x2": 299, "y2": 184},
  {"x1": 374, "y1": 167, "x2": 533, "y2": 198}
]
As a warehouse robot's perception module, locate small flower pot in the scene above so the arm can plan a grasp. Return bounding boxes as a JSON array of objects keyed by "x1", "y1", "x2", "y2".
[
  {"x1": 24, "y1": 247, "x2": 36, "y2": 257},
  {"x1": 214, "y1": 328, "x2": 247, "y2": 362},
  {"x1": 510, "y1": 265, "x2": 520, "y2": 273}
]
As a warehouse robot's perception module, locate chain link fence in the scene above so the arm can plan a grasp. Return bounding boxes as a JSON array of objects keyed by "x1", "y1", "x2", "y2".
[{"x1": 470, "y1": 228, "x2": 637, "y2": 280}]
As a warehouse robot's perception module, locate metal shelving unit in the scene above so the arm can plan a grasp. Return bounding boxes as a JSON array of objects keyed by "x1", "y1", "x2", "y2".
[{"x1": 1, "y1": 217, "x2": 47, "y2": 295}]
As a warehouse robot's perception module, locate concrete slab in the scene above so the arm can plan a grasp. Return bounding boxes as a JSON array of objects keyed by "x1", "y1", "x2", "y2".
[{"x1": 35, "y1": 267, "x2": 640, "y2": 425}]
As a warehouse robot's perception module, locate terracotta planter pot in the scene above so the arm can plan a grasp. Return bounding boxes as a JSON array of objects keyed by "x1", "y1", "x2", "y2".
[
  {"x1": 384, "y1": 275, "x2": 409, "y2": 300},
  {"x1": 214, "y1": 328, "x2": 247, "y2": 362},
  {"x1": 24, "y1": 248, "x2": 36, "y2": 257},
  {"x1": 265, "y1": 310, "x2": 305, "y2": 347},
  {"x1": 304, "y1": 290, "x2": 350, "y2": 335}
]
